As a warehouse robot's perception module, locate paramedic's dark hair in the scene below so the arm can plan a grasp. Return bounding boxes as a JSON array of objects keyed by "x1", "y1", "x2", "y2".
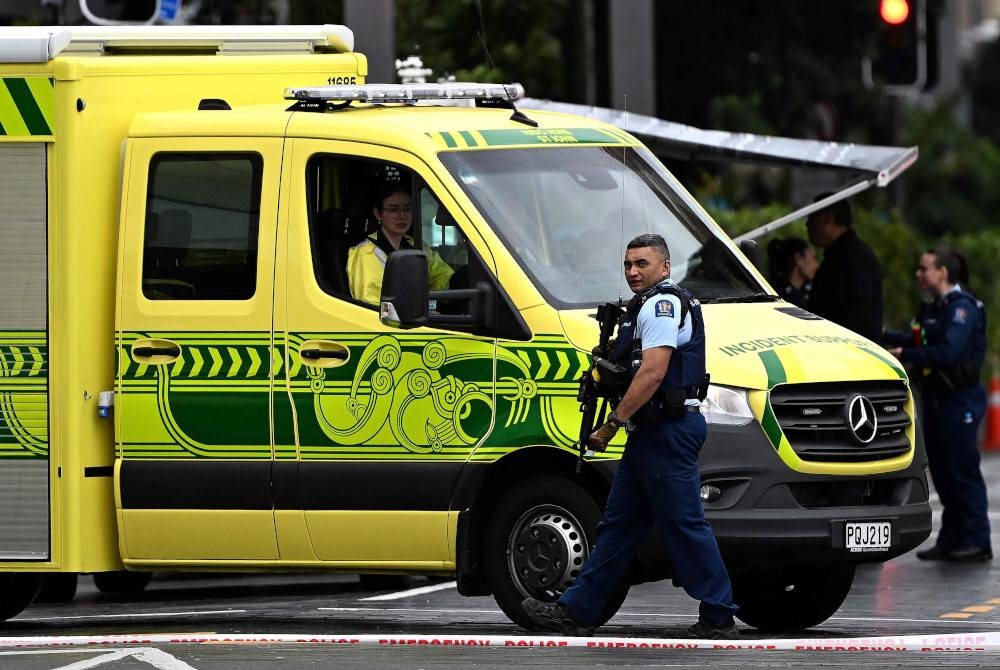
[
  {"x1": 373, "y1": 181, "x2": 411, "y2": 211},
  {"x1": 767, "y1": 237, "x2": 809, "y2": 283}
]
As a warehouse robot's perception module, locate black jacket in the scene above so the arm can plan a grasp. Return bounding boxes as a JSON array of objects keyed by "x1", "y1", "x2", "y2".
[{"x1": 808, "y1": 229, "x2": 883, "y2": 342}]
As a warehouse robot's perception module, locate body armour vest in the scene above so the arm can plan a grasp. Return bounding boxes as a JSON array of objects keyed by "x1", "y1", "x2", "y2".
[
  {"x1": 610, "y1": 279, "x2": 706, "y2": 396},
  {"x1": 920, "y1": 288, "x2": 987, "y2": 389}
]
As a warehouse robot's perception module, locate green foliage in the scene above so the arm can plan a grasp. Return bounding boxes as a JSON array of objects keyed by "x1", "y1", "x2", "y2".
[
  {"x1": 708, "y1": 201, "x2": 1000, "y2": 368},
  {"x1": 902, "y1": 104, "x2": 1000, "y2": 236},
  {"x1": 395, "y1": 0, "x2": 579, "y2": 100},
  {"x1": 705, "y1": 202, "x2": 791, "y2": 240},
  {"x1": 852, "y1": 210, "x2": 925, "y2": 339},
  {"x1": 969, "y1": 35, "x2": 1000, "y2": 148},
  {"x1": 938, "y1": 230, "x2": 1000, "y2": 367},
  {"x1": 655, "y1": 1, "x2": 883, "y2": 141}
]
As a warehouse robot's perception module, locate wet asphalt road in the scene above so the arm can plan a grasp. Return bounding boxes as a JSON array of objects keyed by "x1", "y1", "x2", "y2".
[{"x1": 4, "y1": 453, "x2": 1000, "y2": 668}]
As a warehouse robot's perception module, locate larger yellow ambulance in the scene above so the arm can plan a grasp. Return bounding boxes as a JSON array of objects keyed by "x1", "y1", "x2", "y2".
[{"x1": 0, "y1": 25, "x2": 929, "y2": 632}]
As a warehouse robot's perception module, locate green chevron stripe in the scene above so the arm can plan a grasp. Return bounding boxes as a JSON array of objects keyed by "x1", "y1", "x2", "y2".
[
  {"x1": 0, "y1": 78, "x2": 53, "y2": 136},
  {"x1": 458, "y1": 130, "x2": 477, "y2": 147}
]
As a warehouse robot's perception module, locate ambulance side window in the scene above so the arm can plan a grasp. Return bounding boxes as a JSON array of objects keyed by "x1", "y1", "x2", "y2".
[
  {"x1": 306, "y1": 154, "x2": 381, "y2": 300},
  {"x1": 142, "y1": 152, "x2": 263, "y2": 300},
  {"x1": 305, "y1": 153, "x2": 480, "y2": 310}
]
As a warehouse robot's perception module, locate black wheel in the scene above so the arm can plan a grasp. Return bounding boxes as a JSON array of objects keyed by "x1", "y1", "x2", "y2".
[
  {"x1": 93, "y1": 570, "x2": 153, "y2": 593},
  {"x1": 358, "y1": 574, "x2": 414, "y2": 590},
  {"x1": 35, "y1": 573, "x2": 78, "y2": 603},
  {"x1": 0, "y1": 573, "x2": 42, "y2": 622},
  {"x1": 484, "y1": 476, "x2": 628, "y2": 629},
  {"x1": 733, "y1": 564, "x2": 855, "y2": 632}
]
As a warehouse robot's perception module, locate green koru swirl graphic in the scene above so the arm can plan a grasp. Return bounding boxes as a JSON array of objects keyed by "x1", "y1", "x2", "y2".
[{"x1": 312, "y1": 335, "x2": 532, "y2": 453}]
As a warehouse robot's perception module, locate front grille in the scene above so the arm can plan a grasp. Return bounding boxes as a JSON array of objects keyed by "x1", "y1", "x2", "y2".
[
  {"x1": 788, "y1": 479, "x2": 900, "y2": 507},
  {"x1": 769, "y1": 381, "x2": 911, "y2": 463}
]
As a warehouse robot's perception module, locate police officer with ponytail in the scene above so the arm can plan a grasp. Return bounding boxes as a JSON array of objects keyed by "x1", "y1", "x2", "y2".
[
  {"x1": 522, "y1": 234, "x2": 739, "y2": 639},
  {"x1": 886, "y1": 248, "x2": 991, "y2": 562}
]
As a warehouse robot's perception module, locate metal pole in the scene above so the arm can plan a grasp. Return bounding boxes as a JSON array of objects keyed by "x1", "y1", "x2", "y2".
[{"x1": 343, "y1": 0, "x2": 396, "y2": 84}]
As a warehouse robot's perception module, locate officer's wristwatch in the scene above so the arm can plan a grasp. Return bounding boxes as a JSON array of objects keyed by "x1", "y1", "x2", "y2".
[{"x1": 607, "y1": 412, "x2": 626, "y2": 428}]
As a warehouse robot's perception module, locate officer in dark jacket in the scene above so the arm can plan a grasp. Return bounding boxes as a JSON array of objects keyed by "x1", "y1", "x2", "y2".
[
  {"x1": 806, "y1": 196, "x2": 883, "y2": 342},
  {"x1": 886, "y1": 249, "x2": 991, "y2": 562},
  {"x1": 522, "y1": 234, "x2": 739, "y2": 639}
]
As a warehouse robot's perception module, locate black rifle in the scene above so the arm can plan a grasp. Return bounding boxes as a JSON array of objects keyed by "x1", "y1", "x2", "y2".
[{"x1": 576, "y1": 302, "x2": 624, "y2": 473}]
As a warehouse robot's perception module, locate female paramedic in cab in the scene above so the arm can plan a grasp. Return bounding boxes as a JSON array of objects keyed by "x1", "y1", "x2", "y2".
[{"x1": 347, "y1": 184, "x2": 455, "y2": 305}]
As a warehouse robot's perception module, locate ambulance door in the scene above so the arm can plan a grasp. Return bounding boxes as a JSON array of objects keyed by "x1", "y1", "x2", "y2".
[
  {"x1": 278, "y1": 140, "x2": 497, "y2": 565},
  {"x1": 115, "y1": 138, "x2": 281, "y2": 561}
]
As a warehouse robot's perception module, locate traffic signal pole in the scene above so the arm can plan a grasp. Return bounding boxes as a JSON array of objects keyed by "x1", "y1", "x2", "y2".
[{"x1": 863, "y1": 0, "x2": 927, "y2": 93}]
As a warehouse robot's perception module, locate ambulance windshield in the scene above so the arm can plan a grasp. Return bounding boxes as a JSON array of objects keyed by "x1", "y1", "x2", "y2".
[{"x1": 439, "y1": 145, "x2": 765, "y2": 309}]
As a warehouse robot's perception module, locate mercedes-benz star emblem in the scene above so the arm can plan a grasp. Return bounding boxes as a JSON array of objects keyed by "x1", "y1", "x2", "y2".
[{"x1": 846, "y1": 394, "x2": 878, "y2": 445}]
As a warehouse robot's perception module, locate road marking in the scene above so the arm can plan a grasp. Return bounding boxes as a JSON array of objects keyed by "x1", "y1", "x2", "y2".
[
  {"x1": 940, "y1": 599, "x2": 1000, "y2": 620},
  {"x1": 1, "y1": 647, "x2": 198, "y2": 670},
  {"x1": 828, "y1": 615, "x2": 998, "y2": 625},
  {"x1": 0, "y1": 632, "x2": 997, "y2": 652},
  {"x1": 0, "y1": 650, "x2": 108, "y2": 655},
  {"x1": 320, "y1": 606, "x2": 502, "y2": 614},
  {"x1": 14, "y1": 609, "x2": 245, "y2": 622},
  {"x1": 319, "y1": 605, "x2": 1000, "y2": 626},
  {"x1": 358, "y1": 580, "x2": 457, "y2": 601},
  {"x1": 51, "y1": 649, "x2": 137, "y2": 670}
]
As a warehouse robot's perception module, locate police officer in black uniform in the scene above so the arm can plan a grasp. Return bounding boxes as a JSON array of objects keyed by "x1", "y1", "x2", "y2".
[
  {"x1": 522, "y1": 234, "x2": 739, "y2": 639},
  {"x1": 886, "y1": 249, "x2": 991, "y2": 562}
]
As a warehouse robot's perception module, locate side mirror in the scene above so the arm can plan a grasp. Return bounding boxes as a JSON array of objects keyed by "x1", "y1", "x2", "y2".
[
  {"x1": 380, "y1": 250, "x2": 430, "y2": 328},
  {"x1": 738, "y1": 238, "x2": 759, "y2": 267},
  {"x1": 80, "y1": 0, "x2": 161, "y2": 25}
]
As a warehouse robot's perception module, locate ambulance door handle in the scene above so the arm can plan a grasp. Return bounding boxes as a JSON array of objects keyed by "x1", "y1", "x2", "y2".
[
  {"x1": 300, "y1": 348, "x2": 347, "y2": 360},
  {"x1": 299, "y1": 340, "x2": 350, "y2": 367},
  {"x1": 131, "y1": 339, "x2": 181, "y2": 363}
]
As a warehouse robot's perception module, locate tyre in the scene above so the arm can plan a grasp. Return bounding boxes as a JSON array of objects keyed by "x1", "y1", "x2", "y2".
[
  {"x1": 35, "y1": 573, "x2": 78, "y2": 603},
  {"x1": 732, "y1": 564, "x2": 855, "y2": 632},
  {"x1": 0, "y1": 573, "x2": 42, "y2": 621},
  {"x1": 484, "y1": 475, "x2": 628, "y2": 629},
  {"x1": 93, "y1": 570, "x2": 153, "y2": 593},
  {"x1": 358, "y1": 574, "x2": 414, "y2": 590}
]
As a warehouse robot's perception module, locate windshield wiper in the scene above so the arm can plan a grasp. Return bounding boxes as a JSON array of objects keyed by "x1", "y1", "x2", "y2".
[{"x1": 705, "y1": 292, "x2": 780, "y2": 304}]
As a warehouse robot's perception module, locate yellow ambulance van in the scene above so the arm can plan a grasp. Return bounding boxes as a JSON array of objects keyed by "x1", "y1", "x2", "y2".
[{"x1": 0, "y1": 25, "x2": 929, "y2": 631}]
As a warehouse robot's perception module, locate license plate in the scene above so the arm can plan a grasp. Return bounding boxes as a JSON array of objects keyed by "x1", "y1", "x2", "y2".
[{"x1": 845, "y1": 521, "x2": 892, "y2": 552}]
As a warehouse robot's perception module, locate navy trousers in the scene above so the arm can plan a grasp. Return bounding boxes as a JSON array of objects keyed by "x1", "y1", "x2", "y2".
[
  {"x1": 923, "y1": 385, "x2": 991, "y2": 552},
  {"x1": 559, "y1": 411, "x2": 737, "y2": 627}
]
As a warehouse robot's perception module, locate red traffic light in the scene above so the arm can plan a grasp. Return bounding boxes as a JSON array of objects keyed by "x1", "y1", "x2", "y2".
[{"x1": 880, "y1": 0, "x2": 910, "y2": 25}]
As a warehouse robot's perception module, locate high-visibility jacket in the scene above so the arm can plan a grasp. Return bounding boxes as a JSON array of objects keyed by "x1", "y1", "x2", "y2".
[{"x1": 347, "y1": 230, "x2": 454, "y2": 305}]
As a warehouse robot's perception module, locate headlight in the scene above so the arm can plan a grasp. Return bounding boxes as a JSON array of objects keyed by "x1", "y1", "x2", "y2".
[{"x1": 702, "y1": 384, "x2": 755, "y2": 426}]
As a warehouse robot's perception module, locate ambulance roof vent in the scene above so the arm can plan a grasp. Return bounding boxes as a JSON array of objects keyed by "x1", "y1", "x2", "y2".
[
  {"x1": 284, "y1": 82, "x2": 525, "y2": 109},
  {"x1": 0, "y1": 25, "x2": 353, "y2": 61}
]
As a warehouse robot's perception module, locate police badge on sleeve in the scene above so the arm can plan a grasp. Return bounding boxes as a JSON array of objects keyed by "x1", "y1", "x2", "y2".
[{"x1": 654, "y1": 299, "x2": 674, "y2": 318}]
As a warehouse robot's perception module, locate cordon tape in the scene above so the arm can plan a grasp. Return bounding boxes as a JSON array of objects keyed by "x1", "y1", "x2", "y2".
[{"x1": 0, "y1": 632, "x2": 997, "y2": 653}]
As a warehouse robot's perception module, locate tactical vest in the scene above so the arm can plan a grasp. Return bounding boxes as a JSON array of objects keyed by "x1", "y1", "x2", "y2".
[
  {"x1": 610, "y1": 280, "x2": 706, "y2": 398},
  {"x1": 920, "y1": 288, "x2": 987, "y2": 390}
]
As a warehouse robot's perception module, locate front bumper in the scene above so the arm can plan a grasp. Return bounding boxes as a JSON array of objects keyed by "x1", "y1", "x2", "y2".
[{"x1": 636, "y1": 420, "x2": 932, "y2": 577}]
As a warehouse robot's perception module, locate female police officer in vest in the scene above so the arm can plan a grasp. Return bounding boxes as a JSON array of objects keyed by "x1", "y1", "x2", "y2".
[
  {"x1": 522, "y1": 234, "x2": 739, "y2": 639},
  {"x1": 886, "y1": 248, "x2": 991, "y2": 562}
]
